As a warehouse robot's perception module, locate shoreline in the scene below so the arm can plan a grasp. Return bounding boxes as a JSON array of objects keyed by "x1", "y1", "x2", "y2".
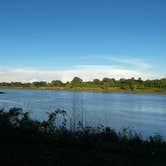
[{"x1": 1, "y1": 87, "x2": 166, "y2": 94}]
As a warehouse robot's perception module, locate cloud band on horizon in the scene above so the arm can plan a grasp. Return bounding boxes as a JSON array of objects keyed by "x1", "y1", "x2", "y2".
[{"x1": 0, "y1": 65, "x2": 164, "y2": 83}]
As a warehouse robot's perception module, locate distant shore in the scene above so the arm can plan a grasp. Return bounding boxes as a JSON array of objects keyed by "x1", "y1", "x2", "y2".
[
  {"x1": 1, "y1": 77, "x2": 166, "y2": 94},
  {"x1": 1, "y1": 86, "x2": 166, "y2": 94}
]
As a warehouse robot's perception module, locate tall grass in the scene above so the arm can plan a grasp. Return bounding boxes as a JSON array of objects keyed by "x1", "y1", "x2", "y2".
[
  {"x1": 1, "y1": 107, "x2": 166, "y2": 165},
  {"x1": 0, "y1": 107, "x2": 165, "y2": 145}
]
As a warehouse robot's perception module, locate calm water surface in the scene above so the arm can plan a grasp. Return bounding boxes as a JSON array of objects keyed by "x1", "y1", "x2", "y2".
[{"x1": 0, "y1": 89, "x2": 166, "y2": 138}]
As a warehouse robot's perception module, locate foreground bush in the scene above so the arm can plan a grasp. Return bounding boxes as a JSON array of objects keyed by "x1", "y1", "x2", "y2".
[{"x1": 0, "y1": 108, "x2": 166, "y2": 166}]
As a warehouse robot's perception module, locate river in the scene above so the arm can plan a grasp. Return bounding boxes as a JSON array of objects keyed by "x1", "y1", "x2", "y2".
[{"x1": 0, "y1": 89, "x2": 166, "y2": 138}]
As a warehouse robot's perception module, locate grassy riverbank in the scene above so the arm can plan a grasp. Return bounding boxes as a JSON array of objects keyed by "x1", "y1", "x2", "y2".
[
  {"x1": 1, "y1": 86, "x2": 166, "y2": 94},
  {"x1": 0, "y1": 108, "x2": 166, "y2": 166},
  {"x1": 1, "y1": 77, "x2": 166, "y2": 94},
  {"x1": 33, "y1": 87, "x2": 166, "y2": 94}
]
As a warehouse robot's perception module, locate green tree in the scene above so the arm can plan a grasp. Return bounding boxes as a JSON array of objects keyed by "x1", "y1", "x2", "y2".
[
  {"x1": 71, "y1": 77, "x2": 83, "y2": 87},
  {"x1": 93, "y1": 79, "x2": 101, "y2": 87},
  {"x1": 51, "y1": 80, "x2": 63, "y2": 87},
  {"x1": 32, "y1": 81, "x2": 48, "y2": 87},
  {"x1": 102, "y1": 78, "x2": 112, "y2": 90}
]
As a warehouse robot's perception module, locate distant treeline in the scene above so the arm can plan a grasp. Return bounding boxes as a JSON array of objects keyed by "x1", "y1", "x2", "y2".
[{"x1": 1, "y1": 77, "x2": 166, "y2": 90}]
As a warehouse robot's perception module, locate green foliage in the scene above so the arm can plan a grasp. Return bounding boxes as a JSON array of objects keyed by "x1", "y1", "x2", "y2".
[
  {"x1": 71, "y1": 77, "x2": 83, "y2": 87},
  {"x1": 51, "y1": 80, "x2": 63, "y2": 87},
  {"x1": 32, "y1": 81, "x2": 48, "y2": 87},
  {"x1": 93, "y1": 79, "x2": 101, "y2": 86},
  {"x1": 1, "y1": 77, "x2": 166, "y2": 91}
]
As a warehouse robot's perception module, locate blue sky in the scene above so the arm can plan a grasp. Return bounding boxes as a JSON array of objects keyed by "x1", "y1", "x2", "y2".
[{"x1": 0, "y1": 0, "x2": 165, "y2": 82}]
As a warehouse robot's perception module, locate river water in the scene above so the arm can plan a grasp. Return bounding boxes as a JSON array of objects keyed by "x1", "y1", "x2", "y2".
[{"x1": 0, "y1": 89, "x2": 166, "y2": 138}]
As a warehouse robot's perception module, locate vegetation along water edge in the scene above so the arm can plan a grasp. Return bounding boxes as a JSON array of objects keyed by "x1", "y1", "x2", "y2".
[
  {"x1": 0, "y1": 107, "x2": 166, "y2": 166},
  {"x1": 1, "y1": 77, "x2": 166, "y2": 94}
]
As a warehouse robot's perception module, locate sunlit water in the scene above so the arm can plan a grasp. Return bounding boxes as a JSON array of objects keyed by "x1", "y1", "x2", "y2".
[{"x1": 0, "y1": 89, "x2": 166, "y2": 138}]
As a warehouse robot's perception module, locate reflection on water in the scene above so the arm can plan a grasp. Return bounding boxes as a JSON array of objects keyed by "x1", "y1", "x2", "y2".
[{"x1": 0, "y1": 89, "x2": 166, "y2": 138}]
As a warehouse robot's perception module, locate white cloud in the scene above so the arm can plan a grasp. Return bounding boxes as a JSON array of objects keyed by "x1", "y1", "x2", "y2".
[
  {"x1": 0, "y1": 65, "x2": 163, "y2": 83},
  {"x1": 108, "y1": 57, "x2": 152, "y2": 70},
  {"x1": 89, "y1": 56, "x2": 152, "y2": 70}
]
